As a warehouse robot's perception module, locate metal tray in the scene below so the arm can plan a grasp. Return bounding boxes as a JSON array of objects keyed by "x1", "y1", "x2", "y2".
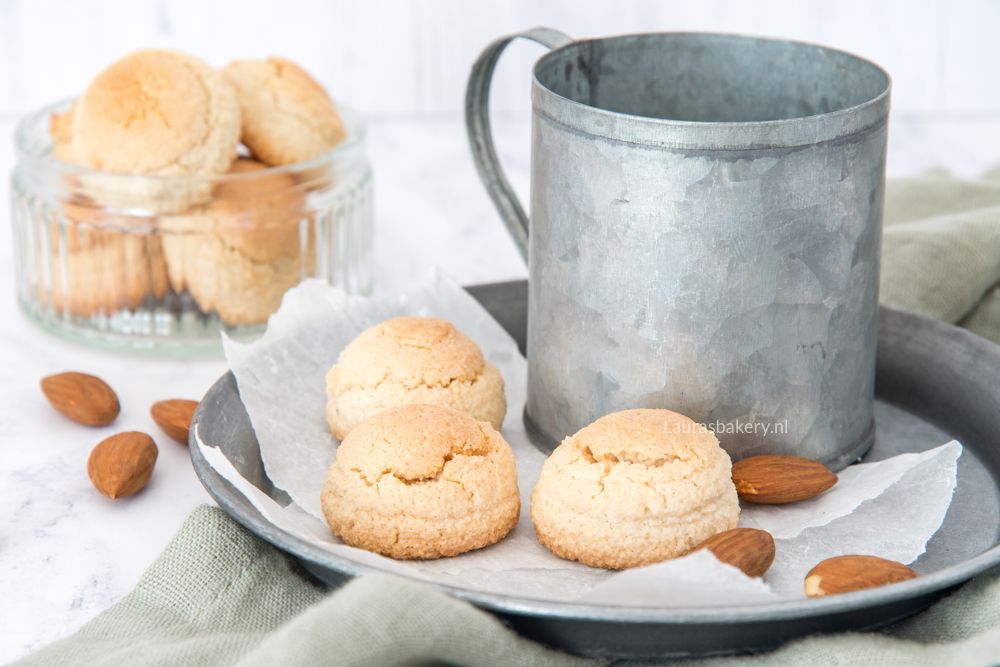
[{"x1": 190, "y1": 280, "x2": 1000, "y2": 658}]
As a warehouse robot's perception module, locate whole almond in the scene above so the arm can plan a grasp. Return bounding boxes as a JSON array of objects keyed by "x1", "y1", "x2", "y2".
[
  {"x1": 151, "y1": 399, "x2": 199, "y2": 445},
  {"x1": 731, "y1": 455, "x2": 837, "y2": 504},
  {"x1": 87, "y1": 431, "x2": 158, "y2": 499},
  {"x1": 805, "y1": 555, "x2": 917, "y2": 597},
  {"x1": 695, "y1": 527, "x2": 776, "y2": 578},
  {"x1": 40, "y1": 372, "x2": 120, "y2": 426}
]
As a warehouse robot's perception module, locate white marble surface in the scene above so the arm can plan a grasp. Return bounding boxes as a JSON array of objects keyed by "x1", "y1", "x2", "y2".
[{"x1": 1, "y1": 112, "x2": 999, "y2": 661}]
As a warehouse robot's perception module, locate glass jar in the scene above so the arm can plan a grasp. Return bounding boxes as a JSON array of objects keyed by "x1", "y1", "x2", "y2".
[{"x1": 11, "y1": 100, "x2": 373, "y2": 353}]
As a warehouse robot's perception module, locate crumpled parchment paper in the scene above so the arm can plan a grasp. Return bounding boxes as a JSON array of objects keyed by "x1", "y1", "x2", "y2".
[{"x1": 196, "y1": 273, "x2": 961, "y2": 606}]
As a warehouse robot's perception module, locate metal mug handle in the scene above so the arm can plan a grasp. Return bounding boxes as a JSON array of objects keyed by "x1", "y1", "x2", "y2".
[{"x1": 465, "y1": 27, "x2": 573, "y2": 262}]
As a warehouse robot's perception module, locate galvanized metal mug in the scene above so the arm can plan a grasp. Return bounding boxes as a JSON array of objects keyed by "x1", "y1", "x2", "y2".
[{"x1": 466, "y1": 28, "x2": 890, "y2": 469}]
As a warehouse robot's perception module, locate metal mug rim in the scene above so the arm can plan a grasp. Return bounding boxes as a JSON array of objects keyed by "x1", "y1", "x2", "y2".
[{"x1": 530, "y1": 31, "x2": 892, "y2": 150}]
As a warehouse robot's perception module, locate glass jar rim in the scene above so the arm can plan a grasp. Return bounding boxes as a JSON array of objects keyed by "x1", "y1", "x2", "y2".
[{"x1": 15, "y1": 97, "x2": 367, "y2": 183}]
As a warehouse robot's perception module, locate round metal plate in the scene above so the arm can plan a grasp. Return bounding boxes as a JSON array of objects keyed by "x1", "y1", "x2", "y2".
[{"x1": 190, "y1": 280, "x2": 1000, "y2": 658}]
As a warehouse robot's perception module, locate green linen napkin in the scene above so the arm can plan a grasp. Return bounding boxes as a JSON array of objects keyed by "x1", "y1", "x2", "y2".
[
  {"x1": 15, "y1": 171, "x2": 1000, "y2": 666},
  {"x1": 15, "y1": 507, "x2": 579, "y2": 667},
  {"x1": 15, "y1": 506, "x2": 1000, "y2": 667},
  {"x1": 881, "y1": 168, "x2": 1000, "y2": 341}
]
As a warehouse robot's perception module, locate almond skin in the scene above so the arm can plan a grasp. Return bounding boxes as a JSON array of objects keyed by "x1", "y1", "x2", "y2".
[
  {"x1": 731, "y1": 455, "x2": 837, "y2": 504},
  {"x1": 151, "y1": 399, "x2": 199, "y2": 445},
  {"x1": 695, "y1": 528, "x2": 776, "y2": 578},
  {"x1": 87, "y1": 432, "x2": 158, "y2": 499},
  {"x1": 805, "y1": 555, "x2": 917, "y2": 597},
  {"x1": 40, "y1": 372, "x2": 120, "y2": 427}
]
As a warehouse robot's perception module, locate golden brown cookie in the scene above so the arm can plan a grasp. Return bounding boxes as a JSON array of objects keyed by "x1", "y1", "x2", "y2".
[
  {"x1": 71, "y1": 50, "x2": 240, "y2": 175},
  {"x1": 159, "y1": 157, "x2": 311, "y2": 326},
  {"x1": 321, "y1": 404, "x2": 520, "y2": 559},
  {"x1": 531, "y1": 409, "x2": 740, "y2": 570},
  {"x1": 36, "y1": 204, "x2": 169, "y2": 317},
  {"x1": 223, "y1": 57, "x2": 345, "y2": 165},
  {"x1": 325, "y1": 317, "x2": 506, "y2": 439},
  {"x1": 49, "y1": 105, "x2": 75, "y2": 162}
]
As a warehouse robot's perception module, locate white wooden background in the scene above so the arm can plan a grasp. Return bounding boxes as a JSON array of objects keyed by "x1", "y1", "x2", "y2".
[
  {"x1": 1, "y1": 0, "x2": 999, "y2": 290},
  {"x1": 1, "y1": 0, "x2": 999, "y2": 120}
]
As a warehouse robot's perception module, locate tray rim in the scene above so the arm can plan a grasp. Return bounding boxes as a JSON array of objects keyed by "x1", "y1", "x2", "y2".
[
  {"x1": 189, "y1": 293, "x2": 1000, "y2": 627},
  {"x1": 192, "y1": 423, "x2": 996, "y2": 622}
]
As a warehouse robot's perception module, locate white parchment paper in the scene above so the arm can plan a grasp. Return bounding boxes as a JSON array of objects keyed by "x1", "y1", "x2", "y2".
[{"x1": 200, "y1": 274, "x2": 962, "y2": 606}]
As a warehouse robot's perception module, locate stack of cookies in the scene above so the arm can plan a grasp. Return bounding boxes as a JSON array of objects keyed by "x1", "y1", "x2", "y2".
[
  {"x1": 322, "y1": 317, "x2": 519, "y2": 558},
  {"x1": 45, "y1": 49, "x2": 347, "y2": 325},
  {"x1": 320, "y1": 316, "x2": 743, "y2": 568}
]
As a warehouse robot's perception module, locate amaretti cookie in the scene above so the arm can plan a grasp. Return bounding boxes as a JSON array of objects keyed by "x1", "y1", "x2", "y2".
[
  {"x1": 321, "y1": 404, "x2": 520, "y2": 559},
  {"x1": 159, "y1": 158, "x2": 312, "y2": 325},
  {"x1": 531, "y1": 409, "x2": 740, "y2": 570},
  {"x1": 71, "y1": 50, "x2": 240, "y2": 175},
  {"x1": 325, "y1": 317, "x2": 506, "y2": 440},
  {"x1": 49, "y1": 105, "x2": 74, "y2": 162},
  {"x1": 37, "y1": 206, "x2": 170, "y2": 316},
  {"x1": 69, "y1": 50, "x2": 241, "y2": 212},
  {"x1": 223, "y1": 57, "x2": 346, "y2": 165}
]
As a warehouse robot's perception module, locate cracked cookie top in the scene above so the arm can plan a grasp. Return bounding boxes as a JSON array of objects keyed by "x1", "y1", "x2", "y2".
[
  {"x1": 223, "y1": 56, "x2": 346, "y2": 165},
  {"x1": 571, "y1": 409, "x2": 722, "y2": 480},
  {"x1": 333, "y1": 404, "x2": 492, "y2": 485},
  {"x1": 321, "y1": 403, "x2": 520, "y2": 559},
  {"x1": 328, "y1": 317, "x2": 486, "y2": 392},
  {"x1": 71, "y1": 50, "x2": 240, "y2": 175},
  {"x1": 322, "y1": 403, "x2": 520, "y2": 554},
  {"x1": 537, "y1": 408, "x2": 736, "y2": 519}
]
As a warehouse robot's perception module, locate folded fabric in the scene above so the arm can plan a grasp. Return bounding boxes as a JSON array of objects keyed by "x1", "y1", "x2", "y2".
[
  {"x1": 16, "y1": 171, "x2": 1000, "y2": 666},
  {"x1": 15, "y1": 506, "x2": 1000, "y2": 667},
  {"x1": 881, "y1": 169, "x2": 1000, "y2": 341},
  {"x1": 14, "y1": 507, "x2": 584, "y2": 667}
]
